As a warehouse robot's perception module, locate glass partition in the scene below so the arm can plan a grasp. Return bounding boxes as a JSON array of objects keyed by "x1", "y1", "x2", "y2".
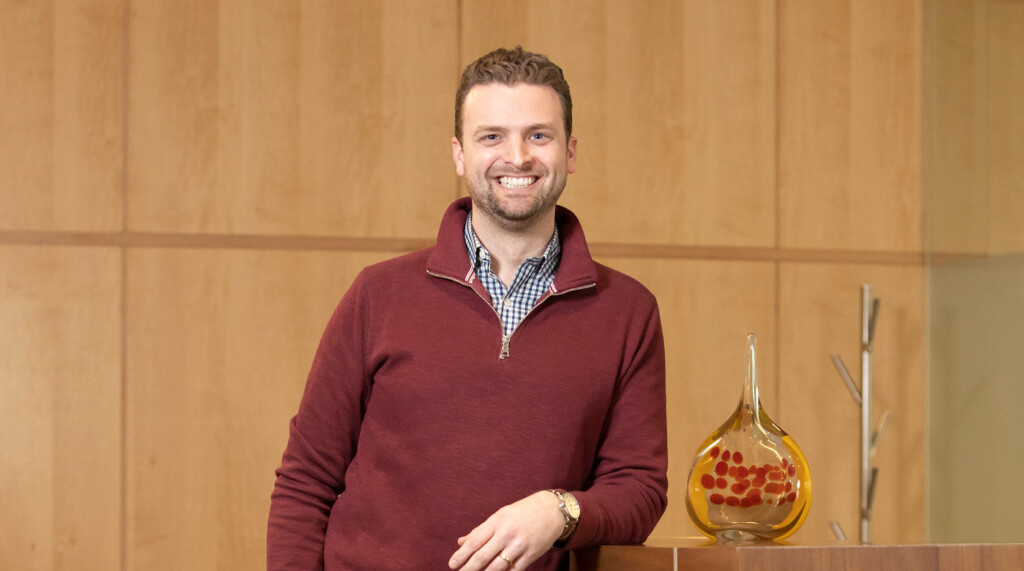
[{"x1": 925, "y1": 0, "x2": 1024, "y2": 542}]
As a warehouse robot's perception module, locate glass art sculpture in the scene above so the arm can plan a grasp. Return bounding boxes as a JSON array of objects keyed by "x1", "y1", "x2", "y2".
[{"x1": 684, "y1": 334, "x2": 812, "y2": 542}]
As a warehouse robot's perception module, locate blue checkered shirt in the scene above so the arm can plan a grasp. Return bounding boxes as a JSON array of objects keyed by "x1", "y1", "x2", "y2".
[{"x1": 464, "y1": 212, "x2": 561, "y2": 336}]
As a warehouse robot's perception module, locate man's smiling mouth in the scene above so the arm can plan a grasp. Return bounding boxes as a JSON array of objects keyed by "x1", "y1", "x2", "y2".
[{"x1": 497, "y1": 176, "x2": 537, "y2": 189}]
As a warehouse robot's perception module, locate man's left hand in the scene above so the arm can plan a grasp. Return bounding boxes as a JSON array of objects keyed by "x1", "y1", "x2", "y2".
[{"x1": 448, "y1": 490, "x2": 565, "y2": 571}]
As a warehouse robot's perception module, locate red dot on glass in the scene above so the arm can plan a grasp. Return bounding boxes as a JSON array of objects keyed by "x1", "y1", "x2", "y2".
[
  {"x1": 725, "y1": 496, "x2": 740, "y2": 507},
  {"x1": 737, "y1": 466, "x2": 749, "y2": 478},
  {"x1": 740, "y1": 497, "x2": 752, "y2": 508},
  {"x1": 729, "y1": 466, "x2": 738, "y2": 477},
  {"x1": 782, "y1": 458, "x2": 789, "y2": 469},
  {"x1": 717, "y1": 478, "x2": 728, "y2": 489},
  {"x1": 715, "y1": 461, "x2": 728, "y2": 476},
  {"x1": 753, "y1": 476, "x2": 767, "y2": 488},
  {"x1": 733, "y1": 451, "x2": 744, "y2": 464},
  {"x1": 731, "y1": 483, "x2": 745, "y2": 494},
  {"x1": 788, "y1": 465, "x2": 796, "y2": 477},
  {"x1": 701, "y1": 474, "x2": 716, "y2": 489},
  {"x1": 710, "y1": 494, "x2": 725, "y2": 505},
  {"x1": 723, "y1": 450, "x2": 731, "y2": 462},
  {"x1": 710, "y1": 446, "x2": 720, "y2": 458},
  {"x1": 787, "y1": 492, "x2": 797, "y2": 503},
  {"x1": 785, "y1": 481, "x2": 792, "y2": 493}
]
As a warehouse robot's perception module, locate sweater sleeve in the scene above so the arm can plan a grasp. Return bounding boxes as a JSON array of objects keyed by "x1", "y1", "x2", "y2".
[
  {"x1": 267, "y1": 271, "x2": 372, "y2": 570},
  {"x1": 565, "y1": 295, "x2": 669, "y2": 548}
]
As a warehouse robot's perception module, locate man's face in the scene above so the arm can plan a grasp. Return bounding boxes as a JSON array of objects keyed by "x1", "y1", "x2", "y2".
[{"x1": 452, "y1": 83, "x2": 577, "y2": 232}]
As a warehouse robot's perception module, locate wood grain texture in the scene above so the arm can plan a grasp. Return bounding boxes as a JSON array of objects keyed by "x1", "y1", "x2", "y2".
[
  {"x1": 924, "y1": 0, "x2": 1024, "y2": 256},
  {"x1": 584, "y1": 542, "x2": 1024, "y2": 571},
  {"x1": 0, "y1": 246, "x2": 122, "y2": 570},
  {"x1": 779, "y1": 263, "x2": 925, "y2": 544},
  {"x1": 779, "y1": 0, "x2": 922, "y2": 252},
  {"x1": 923, "y1": 0, "x2": 989, "y2": 255},
  {"x1": 937, "y1": 543, "x2": 1024, "y2": 570},
  {"x1": 124, "y1": 248, "x2": 395, "y2": 570},
  {"x1": 0, "y1": 0, "x2": 123, "y2": 231},
  {"x1": 985, "y1": 0, "x2": 1024, "y2": 254},
  {"x1": 599, "y1": 257, "x2": 777, "y2": 539},
  {"x1": 127, "y1": 0, "x2": 457, "y2": 237},
  {"x1": 745, "y1": 544, "x2": 939, "y2": 570},
  {"x1": 461, "y1": 0, "x2": 777, "y2": 247}
]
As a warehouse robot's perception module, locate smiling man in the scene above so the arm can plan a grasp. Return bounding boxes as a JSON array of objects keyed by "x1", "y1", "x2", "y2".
[{"x1": 268, "y1": 47, "x2": 668, "y2": 571}]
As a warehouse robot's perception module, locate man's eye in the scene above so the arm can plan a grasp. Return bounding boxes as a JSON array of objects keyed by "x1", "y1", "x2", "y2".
[
  {"x1": 479, "y1": 134, "x2": 500, "y2": 142},
  {"x1": 530, "y1": 133, "x2": 550, "y2": 141}
]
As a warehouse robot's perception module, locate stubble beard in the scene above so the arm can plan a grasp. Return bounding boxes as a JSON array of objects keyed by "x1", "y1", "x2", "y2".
[{"x1": 466, "y1": 170, "x2": 566, "y2": 232}]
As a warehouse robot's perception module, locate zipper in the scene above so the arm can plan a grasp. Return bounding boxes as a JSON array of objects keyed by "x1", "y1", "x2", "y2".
[{"x1": 428, "y1": 270, "x2": 596, "y2": 360}]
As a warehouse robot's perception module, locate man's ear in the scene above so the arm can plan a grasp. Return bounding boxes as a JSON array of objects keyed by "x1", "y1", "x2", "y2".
[
  {"x1": 566, "y1": 135, "x2": 578, "y2": 175},
  {"x1": 452, "y1": 137, "x2": 465, "y2": 177}
]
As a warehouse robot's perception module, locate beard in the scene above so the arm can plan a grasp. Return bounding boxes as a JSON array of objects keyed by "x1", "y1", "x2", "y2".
[{"x1": 464, "y1": 166, "x2": 567, "y2": 232}]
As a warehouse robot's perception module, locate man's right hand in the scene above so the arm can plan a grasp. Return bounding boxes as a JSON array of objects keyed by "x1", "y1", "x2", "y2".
[{"x1": 448, "y1": 490, "x2": 565, "y2": 571}]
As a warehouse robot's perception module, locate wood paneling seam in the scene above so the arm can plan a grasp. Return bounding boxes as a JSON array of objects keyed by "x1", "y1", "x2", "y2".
[{"x1": 0, "y1": 230, "x2": 928, "y2": 265}]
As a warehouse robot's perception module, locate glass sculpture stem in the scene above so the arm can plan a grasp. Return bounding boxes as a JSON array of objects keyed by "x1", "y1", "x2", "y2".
[
  {"x1": 860, "y1": 285, "x2": 873, "y2": 544},
  {"x1": 746, "y1": 334, "x2": 759, "y2": 423}
]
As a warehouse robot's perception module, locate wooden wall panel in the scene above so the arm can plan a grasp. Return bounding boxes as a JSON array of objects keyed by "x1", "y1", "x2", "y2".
[
  {"x1": 779, "y1": 0, "x2": 921, "y2": 252},
  {"x1": 924, "y1": 0, "x2": 1024, "y2": 256},
  {"x1": 127, "y1": 0, "x2": 457, "y2": 237},
  {"x1": 0, "y1": 246, "x2": 122, "y2": 570},
  {"x1": 0, "y1": 0, "x2": 123, "y2": 231},
  {"x1": 923, "y1": 0, "x2": 989, "y2": 255},
  {"x1": 124, "y1": 248, "x2": 395, "y2": 569},
  {"x1": 779, "y1": 263, "x2": 925, "y2": 544},
  {"x1": 598, "y1": 257, "x2": 777, "y2": 538},
  {"x1": 985, "y1": 0, "x2": 1024, "y2": 254},
  {"x1": 461, "y1": 0, "x2": 777, "y2": 247},
  {"x1": 0, "y1": 1, "x2": 937, "y2": 565}
]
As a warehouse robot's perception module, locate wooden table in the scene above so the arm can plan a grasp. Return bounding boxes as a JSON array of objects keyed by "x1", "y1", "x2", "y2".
[{"x1": 571, "y1": 537, "x2": 1024, "y2": 570}]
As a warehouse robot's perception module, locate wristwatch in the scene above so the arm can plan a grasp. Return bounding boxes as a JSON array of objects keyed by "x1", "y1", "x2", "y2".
[{"x1": 548, "y1": 489, "x2": 580, "y2": 548}]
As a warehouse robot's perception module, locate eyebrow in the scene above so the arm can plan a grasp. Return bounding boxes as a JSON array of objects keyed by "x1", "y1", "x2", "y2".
[{"x1": 472, "y1": 122, "x2": 559, "y2": 135}]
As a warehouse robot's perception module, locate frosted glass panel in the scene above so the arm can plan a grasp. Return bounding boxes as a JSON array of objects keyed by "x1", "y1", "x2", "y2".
[{"x1": 928, "y1": 252, "x2": 1024, "y2": 542}]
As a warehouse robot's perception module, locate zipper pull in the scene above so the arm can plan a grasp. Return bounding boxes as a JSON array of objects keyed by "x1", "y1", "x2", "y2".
[{"x1": 499, "y1": 335, "x2": 511, "y2": 360}]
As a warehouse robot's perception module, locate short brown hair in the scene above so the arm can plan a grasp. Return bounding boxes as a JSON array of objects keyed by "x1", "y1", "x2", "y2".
[{"x1": 454, "y1": 46, "x2": 572, "y2": 142}]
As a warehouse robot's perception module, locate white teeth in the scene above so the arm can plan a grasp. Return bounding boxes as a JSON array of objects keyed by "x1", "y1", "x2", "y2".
[{"x1": 498, "y1": 176, "x2": 536, "y2": 189}]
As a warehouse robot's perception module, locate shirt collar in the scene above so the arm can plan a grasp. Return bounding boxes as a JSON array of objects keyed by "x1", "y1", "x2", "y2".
[{"x1": 464, "y1": 211, "x2": 561, "y2": 270}]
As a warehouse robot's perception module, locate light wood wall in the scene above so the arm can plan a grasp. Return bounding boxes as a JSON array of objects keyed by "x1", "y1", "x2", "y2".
[
  {"x1": 925, "y1": 0, "x2": 1024, "y2": 256},
  {"x1": 0, "y1": 1, "x2": 925, "y2": 568}
]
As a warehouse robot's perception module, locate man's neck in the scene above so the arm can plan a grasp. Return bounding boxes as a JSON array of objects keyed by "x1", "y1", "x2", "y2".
[{"x1": 472, "y1": 211, "x2": 555, "y2": 288}]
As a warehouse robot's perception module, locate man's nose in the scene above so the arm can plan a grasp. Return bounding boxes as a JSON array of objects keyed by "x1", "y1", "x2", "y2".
[{"x1": 505, "y1": 138, "x2": 532, "y2": 169}]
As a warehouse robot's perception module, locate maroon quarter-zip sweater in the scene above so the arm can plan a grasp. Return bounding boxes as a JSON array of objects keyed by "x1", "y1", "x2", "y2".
[{"x1": 268, "y1": 198, "x2": 668, "y2": 570}]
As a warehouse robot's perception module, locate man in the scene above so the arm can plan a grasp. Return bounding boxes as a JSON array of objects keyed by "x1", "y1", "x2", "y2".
[{"x1": 268, "y1": 46, "x2": 668, "y2": 571}]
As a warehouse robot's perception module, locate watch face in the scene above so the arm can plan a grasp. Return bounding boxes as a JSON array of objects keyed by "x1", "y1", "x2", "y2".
[{"x1": 563, "y1": 492, "x2": 581, "y2": 519}]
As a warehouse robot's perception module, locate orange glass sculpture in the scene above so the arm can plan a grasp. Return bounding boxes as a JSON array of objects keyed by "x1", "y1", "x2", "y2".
[{"x1": 685, "y1": 334, "x2": 812, "y2": 541}]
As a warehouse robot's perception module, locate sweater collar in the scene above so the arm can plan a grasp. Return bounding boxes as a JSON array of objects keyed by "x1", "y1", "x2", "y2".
[{"x1": 427, "y1": 197, "x2": 598, "y2": 291}]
